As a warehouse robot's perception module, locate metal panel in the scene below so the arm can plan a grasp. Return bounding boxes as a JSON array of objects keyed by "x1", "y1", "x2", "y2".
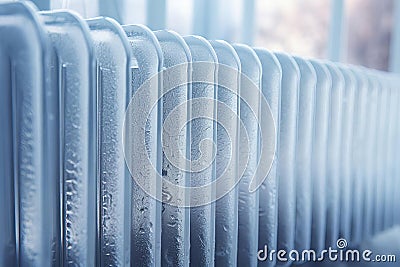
[
  {"x1": 210, "y1": 40, "x2": 240, "y2": 267},
  {"x1": 382, "y1": 74, "x2": 397, "y2": 230},
  {"x1": 233, "y1": 44, "x2": 262, "y2": 267},
  {"x1": 392, "y1": 75, "x2": 400, "y2": 226},
  {"x1": 349, "y1": 68, "x2": 369, "y2": 244},
  {"x1": 40, "y1": 10, "x2": 97, "y2": 266},
  {"x1": 273, "y1": 53, "x2": 299, "y2": 265},
  {"x1": 154, "y1": 30, "x2": 191, "y2": 267},
  {"x1": 362, "y1": 69, "x2": 379, "y2": 239},
  {"x1": 255, "y1": 49, "x2": 281, "y2": 267},
  {"x1": 373, "y1": 72, "x2": 389, "y2": 234},
  {"x1": 86, "y1": 17, "x2": 132, "y2": 266},
  {"x1": 183, "y1": 35, "x2": 217, "y2": 266},
  {"x1": 0, "y1": 44, "x2": 15, "y2": 267},
  {"x1": 389, "y1": 74, "x2": 399, "y2": 227},
  {"x1": 309, "y1": 60, "x2": 331, "y2": 254},
  {"x1": 390, "y1": 75, "x2": 400, "y2": 227},
  {"x1": 374, "y1": 70, "x2": 394, "y2": 232},
  {"x1": 337, "y1": 65, "x2": 356, "y2": 241},
  {"x1": 123, "y1": 24, "x2": 163, "y2": 267},
  {"x1": 292, "y1": 56, "x2": 316, "y2": 254},
  {"x1": 324, "y1": 62, "x2": 344, "y2": 247},
  {"x1": 0, "y1": 2, "x2": 54, "y2": 266}
]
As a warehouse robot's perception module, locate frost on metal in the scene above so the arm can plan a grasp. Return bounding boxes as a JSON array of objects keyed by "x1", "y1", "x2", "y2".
[
  {"x1": 292, "y1": 56, "x2": 316, "y2": 254},
  {"x1": 234, "y1": 44, "x2": 262, "y2": 267},
  {"x1": 337, "y1": 65, "x2": 356, "y2": 241},
  {"x1": 309, "y1": 60, "x2": 331, "y2": 254},
  {"x1": 40, "y1": 10, "x2": 97, "y2": 266},
  {"x1": 123, "y1": 24, "x2": 163, "y2": 266},
  {"x1": 324, "y1": 63, "x2": 344, "y2": 248},
  {"x1": 0, "y1": 2, "x2": 400, "y2": 266},
  {"x1": 87, "y1": 17, "x2": 132, "y2": 266},
  {"x1": 211, "y1": 40, "x2": 240, "y2": 267},
  {"x1": 274, "y1": 53, "x2": 299, "y2": 262},
  {"x1": 154, "y1": 30, "x2": 191, "y2": 267},
  {"x1": 184, "y1": 35, "x2": 217, "y2": 267},
  {"x1": 0, "y1": 2, "x2": 54, "y2": 266},
  {"x1": 255, "y1": 49, "x2": 281, "y2": 267},
  {"x1": 349, "y1": 68, "x2": 368, "y2": 245}
]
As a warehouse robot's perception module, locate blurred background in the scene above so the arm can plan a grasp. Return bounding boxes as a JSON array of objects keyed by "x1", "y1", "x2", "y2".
[{"x1": 24, "y1": 0, "x2": 400, "y2": 72}]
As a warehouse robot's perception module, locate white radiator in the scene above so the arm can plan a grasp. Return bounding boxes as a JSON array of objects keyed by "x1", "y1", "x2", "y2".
[{"x1": 0, "y1": 2, "x2": 399, "y2": 266}]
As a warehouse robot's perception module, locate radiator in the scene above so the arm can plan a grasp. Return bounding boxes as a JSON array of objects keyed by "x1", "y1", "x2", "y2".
[{"x1": 0, "y1": 2, "x2": 399, "y2": 266}]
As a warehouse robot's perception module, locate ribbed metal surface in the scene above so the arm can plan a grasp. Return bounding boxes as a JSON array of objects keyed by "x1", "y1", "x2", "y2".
[
  {"x1": 155, "y1": 30, "x2": 191, "y2": 267},
  {"x1": 211, "y1": 40, "x2": 240, "y2": 267},
  {"x1": 87, "y1": 17, "x2": 132, "y2": 266},
  {"x1": 123, "y1": 24, "x2": 163, "y2": 267},
  {"x1": 292, "y1": 56, "x2": 315, "y2": 255},
  {"x1": 255, "y1": 49, "x2": 281, "y2": 267},
  {"x1": 0, "y1": 3, "x2": 53, "y2": 266},
  {"x1": 274, "y1": 53, "x2": 299, "y2": 265},
  {"x1": 1, "y1": 2, "x2": 400, "y2": 266},
  {"x1": 184, "y1": 35, "x2": 217, "y2": 267},
  {"x1": 234, "y1": 44, "x2": 262, "y2": 267},
  {"x1": 40, "y1": 10, "x2": 97, "y2": 266}
]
